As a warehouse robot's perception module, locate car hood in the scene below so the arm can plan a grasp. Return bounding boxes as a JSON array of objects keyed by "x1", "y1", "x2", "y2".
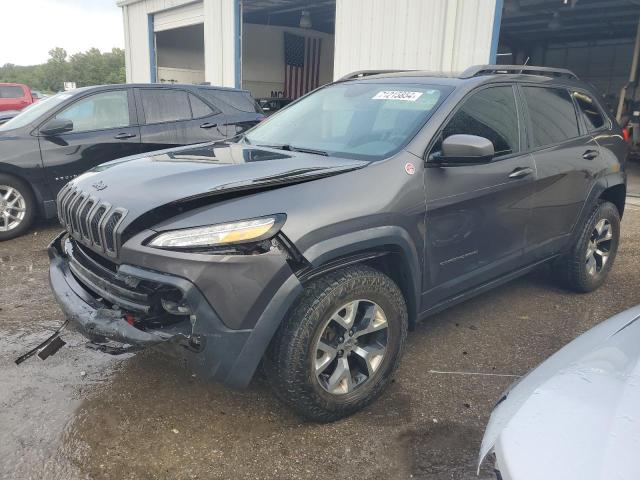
[
  {"x1": 67, "y1": 142, "x2": 368, "y2": 229},
  {"x1": 479, "y1": 304, "x2": 640, "y2": 480}
]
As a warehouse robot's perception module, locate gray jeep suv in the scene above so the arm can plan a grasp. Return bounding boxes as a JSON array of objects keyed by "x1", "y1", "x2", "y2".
[{"x1": 48, "y1": 65, "x2": 627, "y2": 421}]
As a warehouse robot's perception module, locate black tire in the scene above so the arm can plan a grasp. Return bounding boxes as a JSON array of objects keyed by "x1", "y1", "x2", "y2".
[
  {"x1": 556, "y1": 200, "x2": 620, "y2": 293},
  {"x1": 264, "y1": 265, "x2": 408, "y2": 422},
  {"x1": 0, "y1": 174, "x2": 36, "y2": 241}
]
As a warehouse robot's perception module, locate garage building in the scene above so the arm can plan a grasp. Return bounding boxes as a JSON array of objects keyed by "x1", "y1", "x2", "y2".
[{"x1": 118, "y1": 0, "x2": 640, "y2": 114}]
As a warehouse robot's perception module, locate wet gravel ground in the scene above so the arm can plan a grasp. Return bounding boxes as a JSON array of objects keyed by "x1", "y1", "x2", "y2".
[{"x1": 1, "y1": 199, "x2": 640, "y2": 480}]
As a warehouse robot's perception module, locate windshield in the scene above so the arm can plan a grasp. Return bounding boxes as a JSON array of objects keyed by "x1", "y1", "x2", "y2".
[
  {"x1": 244, "y1": 82, "x2": 451, "y2": 160},
  {"x1": 0, "y1": 92, "x2": 74, "y2": 131}
]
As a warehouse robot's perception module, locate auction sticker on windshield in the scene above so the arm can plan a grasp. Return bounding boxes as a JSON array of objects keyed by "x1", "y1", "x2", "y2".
[{"x1": 372, "y1": 91, "x2": 424, "y2": 101}]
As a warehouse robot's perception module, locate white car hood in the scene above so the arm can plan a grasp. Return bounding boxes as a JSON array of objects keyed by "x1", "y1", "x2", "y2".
[{"x1": 479, "y1": 304, "x2": 640, "y2": 480}]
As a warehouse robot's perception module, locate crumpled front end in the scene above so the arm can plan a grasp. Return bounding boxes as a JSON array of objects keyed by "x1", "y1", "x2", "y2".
[{"x1": 48, "y1": 231, "x2": 302, "y2": 387}]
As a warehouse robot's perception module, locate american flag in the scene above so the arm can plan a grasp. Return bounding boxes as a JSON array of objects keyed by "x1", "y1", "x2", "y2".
[{"x1": 284, "y1": 32, "x2": 322, "y2": 100}]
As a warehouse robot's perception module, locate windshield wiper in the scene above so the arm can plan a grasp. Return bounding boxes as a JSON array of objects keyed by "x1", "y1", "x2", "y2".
[{"x1": 257, "y1": 144, "x2": 329, "y2": 156}]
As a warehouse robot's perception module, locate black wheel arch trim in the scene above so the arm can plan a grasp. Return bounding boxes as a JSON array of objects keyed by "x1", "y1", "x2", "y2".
[
  {"x1": 571, "y1": 174, "x2": 625, "y2": 241},
  {"x1": 300, "y1": 226, "x2": 421, "y2": 326}
]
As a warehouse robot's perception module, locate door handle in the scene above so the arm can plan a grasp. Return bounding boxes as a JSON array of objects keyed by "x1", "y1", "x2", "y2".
[
  {"x1": 583, "y1": 150, "x2": 599, "y2": 160},
  {"x1": 509, "y1": 167, "x2": 534, "y2": 179},
  {"x1": 114, "y1": 132, "x2": 136, "y2": 140},
  {"x1": 200, "y1": 122, "x2": 218, "y2": 129}
]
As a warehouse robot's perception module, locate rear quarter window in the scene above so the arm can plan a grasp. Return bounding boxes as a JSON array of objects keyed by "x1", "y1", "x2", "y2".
[
  {"x1": 522, "y1": 86, "x2": 580, "y2": 147},
  {"x1": 572, "y1": 91, "x2": 607, "y2": 132},
  {"x1": 199, "y1": 89, "x2": 260, "y2": 113}
]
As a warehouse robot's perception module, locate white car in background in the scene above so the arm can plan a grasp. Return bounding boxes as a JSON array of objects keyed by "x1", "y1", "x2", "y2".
[{"x1": 479, "y1": 305, "x2": 640, "y2": 480}]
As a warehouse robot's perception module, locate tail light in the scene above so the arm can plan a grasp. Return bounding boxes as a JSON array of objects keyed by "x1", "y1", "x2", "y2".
[{"x1": 623, "y1": 127, "x2": 630, "y2": 142}]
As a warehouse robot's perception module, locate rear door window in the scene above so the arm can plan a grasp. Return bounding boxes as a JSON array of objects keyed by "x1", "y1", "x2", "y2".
[
  {"x1": 439, "y1": 85, "x2": 520, "y2": 158},
  {"x1": 572, "y1": 91, "x2": 607, "y2": 132},
  {"x1": 140, "y1": 89, "x2": 191, "y2": 124},
  {"x1": 522, "y1": 87, "x2": 580, "y2": 147}
]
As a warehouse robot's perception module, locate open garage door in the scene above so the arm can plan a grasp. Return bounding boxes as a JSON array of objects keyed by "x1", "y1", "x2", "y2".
[
  {"x1": 241, "y1": 0, "x2": 335, "y2": 109},
  {"x1": 153, "y1": 2, "x2": 205, "y2": 84}
]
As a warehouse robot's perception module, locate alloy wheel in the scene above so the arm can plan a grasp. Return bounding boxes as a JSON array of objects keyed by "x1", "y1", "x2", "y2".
[
  {"x1": 314, "y1": 299, "x2": 388, "y2": 395},
  {"x1": 585, "y1": 218, "x2": 613, "y2": 276},
  {"x1": 0, "y1": 185, "x2": 26, "y2": 232}
]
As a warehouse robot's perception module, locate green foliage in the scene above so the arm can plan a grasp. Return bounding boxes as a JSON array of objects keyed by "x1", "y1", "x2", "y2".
[{"x1": 0, "y1": 47, "x2": 125, "y2": 92}]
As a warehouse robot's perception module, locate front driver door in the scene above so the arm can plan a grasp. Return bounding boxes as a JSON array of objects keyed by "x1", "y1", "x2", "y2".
[
  {"x1": 39, "y1": 88, "x2": 140, "y2": 195},
  {"x1": 422, "y1": 85, "x2": 536, "y2": 310}
]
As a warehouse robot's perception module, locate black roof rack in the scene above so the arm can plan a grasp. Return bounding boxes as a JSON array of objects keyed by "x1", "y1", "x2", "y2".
[
  {"x1": 337, "y1": 70, "x2": 414, "y2": 81},
  {"x1": 459, "y1": 65, "x2": 579, "y2": 80}
]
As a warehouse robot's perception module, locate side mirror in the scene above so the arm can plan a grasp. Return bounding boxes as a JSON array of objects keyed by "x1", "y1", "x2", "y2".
[
  {"x1": 40, "y1": 118, "x2": 73, "y2": 136},
  {"x1": 437, "y1": 134, "x2": 495, "y2": 165}
]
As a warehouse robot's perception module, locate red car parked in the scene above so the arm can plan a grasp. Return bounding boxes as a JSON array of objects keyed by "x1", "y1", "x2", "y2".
[{"x1": 0, "y1": 83, "x2": 34, "y2": 112}]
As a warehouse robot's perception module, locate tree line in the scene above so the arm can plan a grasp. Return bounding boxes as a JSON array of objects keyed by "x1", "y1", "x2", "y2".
[{"x1": 0, "y1": 47, "x2": 125, "y2": 93}]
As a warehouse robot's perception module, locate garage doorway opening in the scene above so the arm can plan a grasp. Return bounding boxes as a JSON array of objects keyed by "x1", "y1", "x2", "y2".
[
  {"x1": 241, "y1": 0, "x2": 336, "y2": 106},
  {"x1": 155, "y1": 23, "x2": 205, "y2": 84},
  {"x1": 498, "y1": 0, "x2": 640, "y2": 121}
]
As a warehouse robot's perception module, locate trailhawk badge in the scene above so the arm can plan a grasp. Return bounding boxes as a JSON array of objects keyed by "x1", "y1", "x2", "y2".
[{"x1": 405, "y1": 163, "x2": 416, "y2": 175}]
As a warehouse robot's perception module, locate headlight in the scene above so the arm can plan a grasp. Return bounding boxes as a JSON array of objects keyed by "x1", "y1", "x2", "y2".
[{"x1": 148, "y1": 215, "x2": 284, "y2": 249}]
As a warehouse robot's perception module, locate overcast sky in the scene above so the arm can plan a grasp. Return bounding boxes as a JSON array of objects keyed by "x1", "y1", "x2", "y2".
[{"x1": 1, "y1": 0, "x2": 124, "y2": 66}]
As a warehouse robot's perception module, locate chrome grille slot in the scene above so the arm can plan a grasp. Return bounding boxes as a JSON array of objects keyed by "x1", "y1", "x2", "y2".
[
  {"x1": 90, "y1": 206, "x2": 107, "y2": 247},
  {"x1": 56, "y1": 185, "x2": 73, "y2": 225},
  {"x1": 104, "y1": 211, "x2": 123, "y2": 253},
  {"x1": 79, "y1": 199, "x2": 95, "y2": 239},
  {"x1": 69, "y1": 194, "x2": 86, "y2": 234},
  {"x1": 60, "y1": 187, "x2": 76, "y2": 226},
  {"x1": 64, "y1": 190, "x2": 79, "y2": 230}
]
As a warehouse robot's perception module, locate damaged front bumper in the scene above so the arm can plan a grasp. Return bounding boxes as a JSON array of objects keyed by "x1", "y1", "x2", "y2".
[{"x1": 47, "y1": 232, "x2": 303, "y2": 387}]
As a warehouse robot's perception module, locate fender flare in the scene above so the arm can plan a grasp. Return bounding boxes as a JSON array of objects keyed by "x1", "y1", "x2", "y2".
[
  {"x1": 571, "y1": 174, "x2": 625, "y2": 240},
  {"x1": 301, "y1": 225, "x2": 421, "y2": 323}
]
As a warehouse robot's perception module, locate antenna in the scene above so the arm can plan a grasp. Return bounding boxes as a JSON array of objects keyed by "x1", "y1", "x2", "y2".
[{"x1": 519, "y1": 57, "x2": 530, "y2": 74}]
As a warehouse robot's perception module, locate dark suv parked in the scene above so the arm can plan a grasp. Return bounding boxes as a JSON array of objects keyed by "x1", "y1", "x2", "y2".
[
  {"x1": 0, "y1": 83, "x2": 263, "y2": 240},
  {"x1": 47, "y1": 66, "x2": 627, "y2": 421}
]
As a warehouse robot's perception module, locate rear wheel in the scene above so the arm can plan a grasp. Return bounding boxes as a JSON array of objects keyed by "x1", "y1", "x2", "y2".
[
  {"x1": 264, "y1": 265, "x2": 408, "y2": 422},
  {"x1": 556, "y1": 200, "x2": 620, "y2": 292},
  {"x1": 0, "y1": 174, "x2": 36, "y2": 241}
]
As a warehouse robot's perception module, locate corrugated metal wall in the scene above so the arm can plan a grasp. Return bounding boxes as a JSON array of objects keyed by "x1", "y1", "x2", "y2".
[
  {"x1": 333, "y1": 0, "x2": 498, "y2": 79},
  {"x1": 119, "y1": 0, "x2": 236, "y2": 87}
]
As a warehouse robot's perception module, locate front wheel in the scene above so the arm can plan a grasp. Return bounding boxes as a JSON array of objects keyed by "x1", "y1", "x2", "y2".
[
  {"x1": 264, "y1": 265, "x2": 408, "y2": 422},
  {"x1": 556, "y1": 200, "x2": 620, "y2": 293}
]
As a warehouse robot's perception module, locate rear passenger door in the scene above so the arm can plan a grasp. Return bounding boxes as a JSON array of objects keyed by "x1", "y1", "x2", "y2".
[
  {"x1": 423, "y1": 85, "x2": 536, "y2": 308},
  {"x1": 520, "y1": 86, "x2": 601, "y2": 260},
  {"x1": 136, "y1": 88, "x2": 227, "y2": 153}
]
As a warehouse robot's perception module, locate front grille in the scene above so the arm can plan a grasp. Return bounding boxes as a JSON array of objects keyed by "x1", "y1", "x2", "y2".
[
  {"x1": 57, "y1": 185, "x2": 127, "y2": 258},
  {"x1": 65, "y1": 237, "x2": 187, "y2": 323},
  {"x1": 64, "y1": 237, "x2": 150, "y2": 313}
]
